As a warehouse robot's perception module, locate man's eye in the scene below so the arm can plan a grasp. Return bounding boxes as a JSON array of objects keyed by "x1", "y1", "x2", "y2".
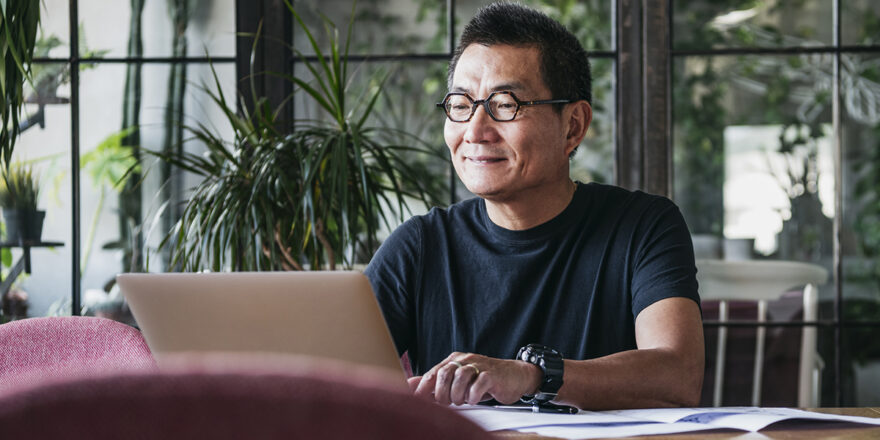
[
  {"x1": 451, "y1": 104, "x2": 470, "y2": 111},
  {"x1": 497, "y1": 102, "x2": 516, "y2": 109}
]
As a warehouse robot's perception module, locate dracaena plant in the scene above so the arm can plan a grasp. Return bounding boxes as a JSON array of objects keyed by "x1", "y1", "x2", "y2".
[
  {"x1": 154, "y1": 0, "x2": 446, "y2": 271},
  {"x1": 0, "y1": 0, "x2": 41, "y2": 168},
  {"x1": 0, "y1": 163, "x2": 40, "y2": 212}
]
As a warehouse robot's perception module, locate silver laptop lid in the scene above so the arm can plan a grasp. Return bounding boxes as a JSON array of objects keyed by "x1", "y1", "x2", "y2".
[{"x1": 117, "y1": 271, "x2": 404, "y2": 380}]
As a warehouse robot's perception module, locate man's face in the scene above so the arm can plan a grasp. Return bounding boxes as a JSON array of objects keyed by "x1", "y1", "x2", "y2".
[{"x1": 444, "y1": 44, "x2": 574, "y2": 201}]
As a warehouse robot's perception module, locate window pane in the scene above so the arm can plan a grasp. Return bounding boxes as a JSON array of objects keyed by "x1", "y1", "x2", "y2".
[
  {"x1": 571, "y1": 58, "x2": 614, "y2": 185},
  {"x1": 78, "y1": 62, "x2": 236, "y2": 321},
  {"x1": 79, "y1": 0, "x2": 235, "y2": 58},
  {"x1": 456, "y1": 0, "x2": 613, "y2": 52},
  {"x1": 673, "y1": 0, "x2": 833, "y2": 50},
  {"x1": 841, "y1": 326, "x2": 880, "y2": 405},
  {"x1": 293, "y1": 0, "x2": 447, "y2": 56},
  {"x1": 4, "y1": 66, "x2": 73, "y2": 319},
  {"x1": 37, "y1": 0, "x2": 70, "y2": 58},
  {"x1": 674, "y1": 54, "x2": 836, "y2": 331},
  {"x1": 674, "y1": 54, "x2": 835, "y2": 257},
  {"x1": 841, "y1": 53, "x2": 880, "y2": 323},
  {"x1": 842, "y1": 0, "x2": 880, "y2": 46}
]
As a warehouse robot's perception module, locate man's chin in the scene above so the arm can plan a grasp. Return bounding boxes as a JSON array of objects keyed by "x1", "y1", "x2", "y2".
[{"x1": 463, "y1": 183, "x2": 508, "y2": 201}]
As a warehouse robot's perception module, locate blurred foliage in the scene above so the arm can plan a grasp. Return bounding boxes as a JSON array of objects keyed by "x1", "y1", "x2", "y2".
[
  {"x1": 80, "y1": 127, "x2": 140, "y2": 274},
  {"x1": 0, "y1": 0, "x2": 40, "y2": 167},
  {"x1": 848, "y1": 5, "x2": 880, "y2": 296}
]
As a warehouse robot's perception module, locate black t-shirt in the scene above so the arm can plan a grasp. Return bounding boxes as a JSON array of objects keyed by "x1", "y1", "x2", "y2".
[{"x1": 364, "y1": 182, "x2": 700, "y2": 375}]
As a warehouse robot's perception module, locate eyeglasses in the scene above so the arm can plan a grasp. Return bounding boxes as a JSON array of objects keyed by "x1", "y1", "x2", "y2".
[{"x1": 436, "y1": 91, "x2": 574, "y2": 122}]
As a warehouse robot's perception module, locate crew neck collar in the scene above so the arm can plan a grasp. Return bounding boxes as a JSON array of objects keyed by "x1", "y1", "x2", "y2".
[{"x1": 479, "y1": 181, "x2": 587, "y2": 244}]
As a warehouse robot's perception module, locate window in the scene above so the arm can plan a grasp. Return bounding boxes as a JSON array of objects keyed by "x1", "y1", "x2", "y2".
[
  {"x1": 9, "y1": 0, "x2": 235, "y2": 323},
  {"x1": 671, "y1": 0, "x2": 880, "y2": 406}
]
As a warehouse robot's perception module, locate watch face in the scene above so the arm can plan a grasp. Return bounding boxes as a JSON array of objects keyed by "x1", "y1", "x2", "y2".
[{"x1": 517, "y1": 344, "x2": 564, "y2": 404}]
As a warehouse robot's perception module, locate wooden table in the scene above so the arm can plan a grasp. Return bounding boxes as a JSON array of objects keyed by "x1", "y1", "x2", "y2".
[{"x1": 492, "y1": 408, "x2": 880, "y2": 440}]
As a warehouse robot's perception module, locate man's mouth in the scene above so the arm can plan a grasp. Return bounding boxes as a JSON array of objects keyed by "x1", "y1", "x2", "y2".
[{"x1": 465, "y1": 155, "x2": 506, "y2": 164}]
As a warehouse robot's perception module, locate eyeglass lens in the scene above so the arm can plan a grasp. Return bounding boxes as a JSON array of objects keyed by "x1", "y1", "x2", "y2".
[{"x1": 445, "y1": 93, "x2": 519, "y2": 122}]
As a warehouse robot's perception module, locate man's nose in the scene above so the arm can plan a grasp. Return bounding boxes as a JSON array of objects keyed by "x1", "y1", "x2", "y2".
[{"x1": 463, "y1": 103, "x2": 498, "y2": 144}]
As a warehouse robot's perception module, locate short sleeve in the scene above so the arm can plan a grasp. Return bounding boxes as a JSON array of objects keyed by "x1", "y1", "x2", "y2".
[
  {"x1": 364, "y1": 217, "x2": 423, "y2": 356},
  {"x1": 630, "y1": 197, "x2": 701, "y2": 317}
]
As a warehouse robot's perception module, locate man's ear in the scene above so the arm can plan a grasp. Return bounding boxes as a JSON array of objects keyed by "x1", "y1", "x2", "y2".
[{"x1": 564, "y1": 101, "x2": 593, "y2": 156}]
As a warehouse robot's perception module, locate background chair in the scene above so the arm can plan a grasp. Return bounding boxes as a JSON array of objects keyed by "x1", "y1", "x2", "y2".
[
  {"x1": 0, "y1": 355, "x2": 492, "y2": 440},
  {"x1": 0, "y1": 316, "x2": 155, "y2": 392},
  {"x1": 696, "y1": 259, "x2": 828, "y2": 407}
]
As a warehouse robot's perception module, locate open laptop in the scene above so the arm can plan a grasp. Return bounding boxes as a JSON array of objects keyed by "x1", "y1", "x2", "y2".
[{"x1": 117, "y1": 271, "x2": 404, "y2": 381}]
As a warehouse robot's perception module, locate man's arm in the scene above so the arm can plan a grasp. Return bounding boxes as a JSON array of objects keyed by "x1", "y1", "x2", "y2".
[
  {"x1": 555, "y1": 296, "x2": 704, "y2": 409},
  {"x1": 410, "y1": 296, "x2": 704, "y2": 409}
]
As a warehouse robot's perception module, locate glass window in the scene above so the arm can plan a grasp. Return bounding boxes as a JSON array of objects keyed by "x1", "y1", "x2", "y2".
[
  {"x1": 842, "y1": 327, "x2": 880, "y2": 405},
  {"x1": 673, "y1": 0, "x2": 833, "y2": 50},
  {"x1": 6, "y1": 71, "x2": 73, "y2": 319},
  {"x1": 456, "y1": 0, "x2": 614, "y2": 52},
  {"x1": 841, "y1": 0, "x2": 880, "y2": 46},
  {"x1": 4, "y1": 1, "x2": 236, "y2": 321},
  {"x1": 294, "y1": 0, "x2": 447, "y2": 56},
  {"x1": 841, "y1": 53, "x2": 880, "y2": 328},
  {"x1": 79, "y1": 0, "x2": 235, "y2": 58},
  {"x1": 674, "y1": 54, "x2": 835, "y2": 267},
  {"x1": 36, "y1": 0, "x2": 70, "y2": 58}
]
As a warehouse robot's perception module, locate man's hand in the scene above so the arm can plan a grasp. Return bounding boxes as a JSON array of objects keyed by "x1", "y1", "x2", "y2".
[{"x1": 408, "y1": 352, "x2": 542, "y2": 406}]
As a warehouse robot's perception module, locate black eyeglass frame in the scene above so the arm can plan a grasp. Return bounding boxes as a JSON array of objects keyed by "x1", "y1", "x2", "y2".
[{"x1": 436, "y1": 91, "x2": 576, "y2": 122}]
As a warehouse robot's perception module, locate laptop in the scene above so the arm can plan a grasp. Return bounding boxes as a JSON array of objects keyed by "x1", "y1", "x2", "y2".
[{"x1": 117, "y1": 271, "x2": 404, "y2": 380}]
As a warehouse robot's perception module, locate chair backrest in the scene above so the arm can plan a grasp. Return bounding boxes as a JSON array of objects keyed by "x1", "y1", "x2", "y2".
[
  {"x1": 695, "y1": 259, "x2": 829, "y2": 407},
  {"x1": 0, "y1": 356, "x2": 492, "y2": 440},
  {"x1": 0, "y1": 316, "x2": 155, "y2": 392}
]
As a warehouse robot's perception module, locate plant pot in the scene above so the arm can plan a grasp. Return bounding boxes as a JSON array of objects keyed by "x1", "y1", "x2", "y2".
[{"x1": 2, "y1": 209, "x2": 45, "y2": 243}]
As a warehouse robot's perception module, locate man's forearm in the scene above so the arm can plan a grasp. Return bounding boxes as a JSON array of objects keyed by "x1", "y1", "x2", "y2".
[{"x1": 555, "y1": 347, "x2": 704, "y2": 410}]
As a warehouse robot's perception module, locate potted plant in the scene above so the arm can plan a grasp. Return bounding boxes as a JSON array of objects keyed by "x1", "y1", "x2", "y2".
[
  {"x1": 0, "y1": 163, "x2": 44, "y2": 243},
  {"x1": 154, "y1": 1, "x2": 446, "y2": 271}
]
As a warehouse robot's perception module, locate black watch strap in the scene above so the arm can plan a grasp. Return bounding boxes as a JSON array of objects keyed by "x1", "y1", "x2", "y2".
[{"x1": 516, "y1": 343, "x2": 564, "y2": 404}]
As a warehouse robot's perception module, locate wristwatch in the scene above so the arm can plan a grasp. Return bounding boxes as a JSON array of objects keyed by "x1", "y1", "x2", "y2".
[{"x1": 516, "y1": 344, "x2": 564, "y2": 404}]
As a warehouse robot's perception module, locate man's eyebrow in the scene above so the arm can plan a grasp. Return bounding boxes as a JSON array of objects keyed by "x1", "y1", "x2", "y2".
[
  {"x1": 490, "y1": 82, "x2": 525, "y2": 92},
  {"x1": 449, "y1": 82, "x2": 526, "y2": 95}
]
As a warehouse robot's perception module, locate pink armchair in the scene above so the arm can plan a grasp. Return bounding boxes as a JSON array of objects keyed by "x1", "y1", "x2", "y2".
[
  {"x1": 0, "y1": 316, "x2": 155, "y2": 393},
  {"x1": 0, "y1": 355, "x2": 492, "y2": 439}
]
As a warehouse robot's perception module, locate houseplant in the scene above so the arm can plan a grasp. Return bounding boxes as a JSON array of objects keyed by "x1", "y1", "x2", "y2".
[
  {"x1": 0, "y1": 163, "x2": 44, "y2": 242},
  {"x1": 0, "y1": 0, "x2": 41, "y2": 167},
  {"x1": 155, "y1": 1, "x2": 446, "y2": 271}
]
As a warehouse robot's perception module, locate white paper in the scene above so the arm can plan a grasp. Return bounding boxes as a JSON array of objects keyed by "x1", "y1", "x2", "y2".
[
  {"x1": 454, "y1": 406, "x2": 658, "y2": 431},
  {"x1": 604, "y1": 407, "x2": 880, "y2": 432},
  {"x1": 514, "y1": 422, "x2": 721, "y2": 439},
  {"x1": 455, "y1": 405, "x2": 880, "y2": 439}
]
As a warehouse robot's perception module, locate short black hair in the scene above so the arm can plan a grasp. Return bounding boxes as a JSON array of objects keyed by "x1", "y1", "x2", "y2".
[{"x1": 448, "y1": 1, "x2": 592, "y2": 108}]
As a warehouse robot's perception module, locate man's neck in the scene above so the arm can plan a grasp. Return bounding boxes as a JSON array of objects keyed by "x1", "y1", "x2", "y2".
[{"x1": 484, "y1": 180, "x2": 578, "y2": 231}]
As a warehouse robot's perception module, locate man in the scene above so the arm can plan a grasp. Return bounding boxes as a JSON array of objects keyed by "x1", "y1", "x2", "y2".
[{"x1": 364, "y1": 2, "x2": 703, "y2": 410}]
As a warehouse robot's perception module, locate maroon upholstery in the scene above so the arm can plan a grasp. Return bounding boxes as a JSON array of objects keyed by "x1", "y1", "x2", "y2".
[
  {"x1": 0, "y1": 316, "x2": 156, "y2": 393},
  {"x1": 0, "y1": 356, "x2": 492, "y2": 440}
]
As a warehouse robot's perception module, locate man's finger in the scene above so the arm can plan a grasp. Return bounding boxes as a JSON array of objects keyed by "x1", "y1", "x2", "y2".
[
  {"x1": 407, "y1": 376, "x2": 422, "y2": 393},
  {"x1": 413, "y1": 370, "x2": 438, "y2": 399},
  {"x1": 433, "y1": 362, "x2": 460, "y2": 405},
  {"x1": 449, "y1": 364, "x2": 478, "y2": 405},
  {"x1": 467, "y1": 370, "x2": 494, "y2": 405}
]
